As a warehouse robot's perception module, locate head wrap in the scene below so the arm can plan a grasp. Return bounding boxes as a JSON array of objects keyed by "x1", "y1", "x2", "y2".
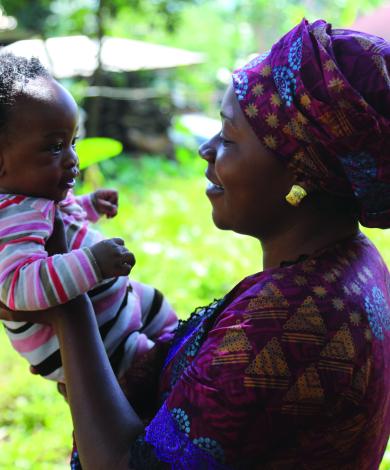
[{"x1": 232, "y1": 19, "x2": 390, "y2": 229}]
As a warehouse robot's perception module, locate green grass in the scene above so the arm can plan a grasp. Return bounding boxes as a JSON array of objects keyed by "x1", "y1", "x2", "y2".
[{"x1": 0, "y1": 155, "x2": 389, "y2": 468}]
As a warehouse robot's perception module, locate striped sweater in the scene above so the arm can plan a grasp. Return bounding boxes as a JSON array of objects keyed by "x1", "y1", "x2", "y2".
[{"x1": 1, "y1": 191, "x2": 177, "y2": 381}]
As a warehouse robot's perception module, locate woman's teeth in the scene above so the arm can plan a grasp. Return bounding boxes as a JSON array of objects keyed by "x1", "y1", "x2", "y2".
[{"x1": 207, "y1": 180, "x2": 224, "y2": 191}]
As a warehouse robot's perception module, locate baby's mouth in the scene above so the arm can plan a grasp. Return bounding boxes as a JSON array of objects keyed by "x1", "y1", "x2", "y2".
[
  {"x1": 64, "y1": 178, "x2": 76, "y2": 189},
  {"x1": 61, "y1": 168, "x2": 79, "y2": 189},
  {"x1": 61, "y1": 178, "x2": 76, "y2": 189}
]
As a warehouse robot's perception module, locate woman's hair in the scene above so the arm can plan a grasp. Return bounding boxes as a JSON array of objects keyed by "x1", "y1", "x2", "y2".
[
  {"x1": 232, "y1": 19, "x2": 390, "y2": 229},
  {"x1": 0, "y1": 53, "x2": 49, "y2": 133}
]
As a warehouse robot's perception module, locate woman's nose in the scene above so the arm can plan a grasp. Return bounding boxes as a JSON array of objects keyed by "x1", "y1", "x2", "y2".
[{"x1": 198, "y1": 134, "x2": 217, "y2": 162}]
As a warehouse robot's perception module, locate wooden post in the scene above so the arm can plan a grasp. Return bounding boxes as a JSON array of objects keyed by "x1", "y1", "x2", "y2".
[{"x1": 87, "y1": 0, "x2": 105, "y2": 137}]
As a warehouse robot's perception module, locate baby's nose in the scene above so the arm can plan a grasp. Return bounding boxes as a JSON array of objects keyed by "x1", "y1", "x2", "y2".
[{"x1": 70, "y1": 166, "x2": 80, "y2": 177}]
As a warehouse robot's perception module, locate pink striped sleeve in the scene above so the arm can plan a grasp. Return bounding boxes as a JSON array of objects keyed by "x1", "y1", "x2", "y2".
[
  {"x1": 0, "y1": 196, "x2": 103, "y2": 311},
  {"x1": 4, "y1": 247, "x2": 103, "y2": 311},
  {"x1": 131, "y1": 280, "x2": 178, "y2": 342},
  {"x1": 75, "y1": 193, "x2": 100, "y2": 223},
  {"x1": 11, "y1": 325, "x2": 56, "y2": 353}
]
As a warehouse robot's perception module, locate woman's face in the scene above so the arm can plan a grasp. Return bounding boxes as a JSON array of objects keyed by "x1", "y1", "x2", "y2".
[{"x1": 199, "y1": 84, "x2": 293, "y2": 240}]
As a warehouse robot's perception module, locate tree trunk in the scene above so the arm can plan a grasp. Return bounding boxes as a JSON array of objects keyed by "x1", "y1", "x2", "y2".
[{"x1": 87, "y1": 0, "x2": 105, "y2": 137}]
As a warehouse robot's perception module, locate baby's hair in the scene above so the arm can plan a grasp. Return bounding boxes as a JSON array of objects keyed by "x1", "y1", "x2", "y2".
[{"x1": 0, "y1": 52, "x2": 49, "y2": 133}]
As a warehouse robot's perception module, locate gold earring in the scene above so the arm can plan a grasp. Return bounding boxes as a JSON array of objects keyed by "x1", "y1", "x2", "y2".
[{"x1": 285, "y1": 185, "x2": 307, "y2": 207}]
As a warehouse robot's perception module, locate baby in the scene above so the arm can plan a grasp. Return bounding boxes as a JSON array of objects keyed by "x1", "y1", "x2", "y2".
[{"x1": 0, "y1": 53, "x2": 177, "y2": 381}]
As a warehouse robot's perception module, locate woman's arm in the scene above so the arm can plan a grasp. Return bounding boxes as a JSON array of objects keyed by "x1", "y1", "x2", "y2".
[
  {"x1": 53, "y1": 295, "x2": 144, "y2": 470},
  {"x1": 0, "y1": 294, "x2": 146, "y2": 469}
]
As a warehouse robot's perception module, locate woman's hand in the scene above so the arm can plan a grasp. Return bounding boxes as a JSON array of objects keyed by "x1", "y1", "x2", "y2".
[{"x1": 0, "y1": 301, "x2": 66, "y2": 324}]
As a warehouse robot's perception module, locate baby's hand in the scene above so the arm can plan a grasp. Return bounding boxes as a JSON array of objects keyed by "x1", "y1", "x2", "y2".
[
  {"x1": 92, "y1": 188, "x2": 118, "y2": 218},
  {"x1": 90, "y1": 238, "x2": 135, "y2": 278}
]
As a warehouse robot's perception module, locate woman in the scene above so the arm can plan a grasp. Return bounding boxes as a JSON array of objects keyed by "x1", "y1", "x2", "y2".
[{"x1": 1, "y1": 18, "x2": 390, "y2": 469}]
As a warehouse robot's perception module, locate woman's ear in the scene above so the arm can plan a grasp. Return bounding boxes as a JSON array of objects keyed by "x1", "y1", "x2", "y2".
[
  {"x1": 0, "y1": 147, "x2": 6, "y2": 177},
  {"x1": 0, "y1": 155, "x2": 5, "y2": 177},
  {"x1": 283, "y1": 165, "x2": 298, "y2": 192},
  {"x1": 0, "y1": 132, "x2": 8, "y2": 177}
]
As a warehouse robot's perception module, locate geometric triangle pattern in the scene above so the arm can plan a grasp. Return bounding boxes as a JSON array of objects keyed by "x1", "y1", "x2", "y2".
[
  {"x1": 245, "y1": 337, "x2": 290, "y2": 377},
  {"x1": 284, "y1": 365, "x2": 324, "y2": 403},
  {"x1": 217, "y1": 325, "x2": 252, "y2": 353},
  {"x1": 246, "y1": 282, "x2": 289, "y2": 311},
  {"x1": 351, "y1": 357, "x2": 371, "y2": 396},
  {"x1": 320, "y1": 323, "x2": 355, "y2": 360},
  {"x1": 283, "y1": 296, "x2": 326, "y2": 334}
]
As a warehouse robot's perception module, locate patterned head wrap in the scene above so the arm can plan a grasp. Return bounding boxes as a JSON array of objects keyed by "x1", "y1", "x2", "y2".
[{"x1": 232, "y1": 19, "x2": 390, "y2": 229}]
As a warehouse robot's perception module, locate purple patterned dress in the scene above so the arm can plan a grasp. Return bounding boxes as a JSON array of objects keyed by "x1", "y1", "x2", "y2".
[
  {"x1": 71, "y1": 233, "x2": 390, "y2": 469},
  {"x1": 133, "y1": 233, "x2": 390, "y2": 469}
]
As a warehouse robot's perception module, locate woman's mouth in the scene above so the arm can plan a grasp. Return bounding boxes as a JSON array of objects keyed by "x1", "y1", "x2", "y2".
[{"x1": 206, "y1": 179, "x2": 224, "y2": 196}]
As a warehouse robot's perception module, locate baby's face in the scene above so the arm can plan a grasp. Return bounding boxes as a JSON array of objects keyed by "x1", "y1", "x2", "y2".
[{"x1": 0, "y1": 76, "x2": 79, "y2": 202}]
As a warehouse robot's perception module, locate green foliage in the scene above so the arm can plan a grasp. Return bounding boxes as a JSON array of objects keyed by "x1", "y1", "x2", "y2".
[
  {"x1": 217, "y1": 0, "x2": 387, "y2": 51},
  {"x1": 383, "y1": 449, "x2": 390, "y2": 470},
  {"x1": 2, "y1": 0, "x2": 387, "y2": 115},
  {"x1": 106, "y1": 0, "x2": 389, "y2": 113},
  {"x1": 0, "y1": 0, "x2": 52, "y2": 34},
  {"x1": 46, "y1": 0, "x2": 98, "y2": 37},
  {"x1": 0, "y1": 153, "x2": 389, "y2": 467},
  {"x1": 0, "y1": 326, "x2": 71, "y2": 469},
  {"x1": 76, "y1": 137, "x2": 123, "y2": 170},
  {"x1": 0, "y1": 0, "x2": 198, "y2": 38}
]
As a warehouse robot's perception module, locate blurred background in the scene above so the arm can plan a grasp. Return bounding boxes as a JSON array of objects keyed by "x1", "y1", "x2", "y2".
[{"x1": 0, "y1": 0, "x2": 389, "y2": 468}]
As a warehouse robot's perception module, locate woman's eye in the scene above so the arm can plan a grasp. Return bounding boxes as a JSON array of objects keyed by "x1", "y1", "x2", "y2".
[
  {"x1": 49, "y1": 142, "x2": 63, "y2": 154},
  {"x1": 71, "y1": 136, "x2": 79, "y2": 149},
  {"x1": 220, "y1": 133, "x2": 233, "y2": 146}
]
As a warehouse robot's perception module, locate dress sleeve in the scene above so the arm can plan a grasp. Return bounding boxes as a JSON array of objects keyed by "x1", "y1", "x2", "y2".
[
  {"x1": 143, "y1": 277, "x2": 372, "y2": 468},
  {"x1": 0, "y1": 199, "x2": 102, "y2": 310},
  {"x1": 128, "y1": 434, "x2": 169, "y2": 470}
]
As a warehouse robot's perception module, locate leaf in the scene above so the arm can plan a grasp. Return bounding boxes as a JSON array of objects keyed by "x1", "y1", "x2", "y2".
[{"x1": 76, "y1": 137, "x2": 123, "y2": 170}]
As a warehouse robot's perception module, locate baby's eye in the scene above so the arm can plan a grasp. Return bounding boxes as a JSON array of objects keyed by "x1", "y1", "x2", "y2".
[{"x1": 49, "y1": 142, "x2": 63, "y2": 154}]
